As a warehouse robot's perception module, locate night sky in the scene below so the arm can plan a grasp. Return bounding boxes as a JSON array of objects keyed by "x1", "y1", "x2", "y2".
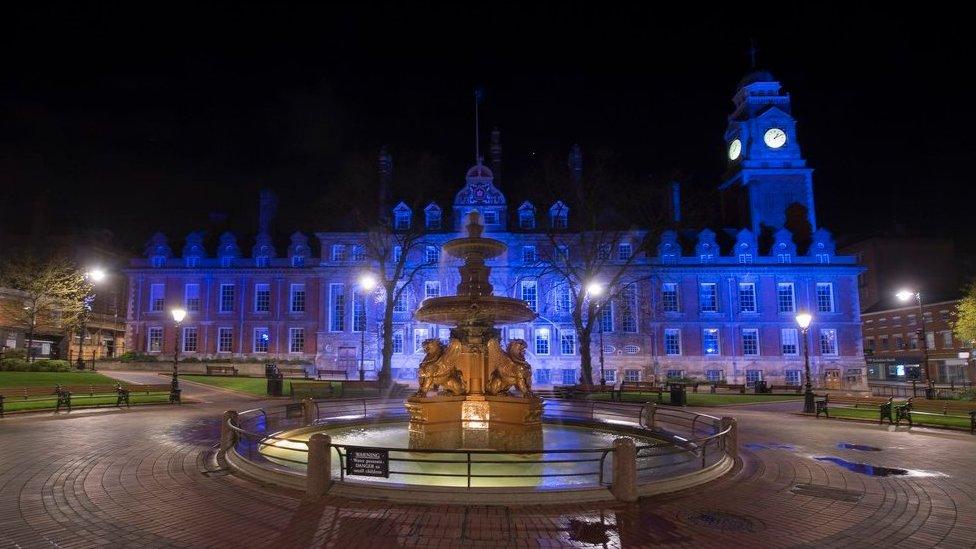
[{"x1": 3, "y1": 4, "x2": 974, "y2": 253}]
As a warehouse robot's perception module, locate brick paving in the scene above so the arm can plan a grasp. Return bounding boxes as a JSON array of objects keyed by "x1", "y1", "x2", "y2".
[{"x1": 1, "y1": 375, "x2": 974, "y2": 548}]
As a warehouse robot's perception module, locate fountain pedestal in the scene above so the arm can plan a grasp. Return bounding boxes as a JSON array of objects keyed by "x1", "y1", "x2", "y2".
[{"x1": 406, "y1": 394, "x2": 543, "y2": 450}]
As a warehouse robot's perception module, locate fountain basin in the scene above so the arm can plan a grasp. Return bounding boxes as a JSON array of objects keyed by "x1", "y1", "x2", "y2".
[{"x1": 414, "y1": 295, "x2": 537, "y2": 324}]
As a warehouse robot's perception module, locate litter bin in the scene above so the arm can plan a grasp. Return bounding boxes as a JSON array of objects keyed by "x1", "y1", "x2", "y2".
[
  {"x1": 265, "y1": 363, "x2": 283, "y2": 397},
  {"x1": 754, "y1": 380, "x2": 769, "y2": 394},
  {"x1": 669, "y1": 383, "x2": 687, "y2": 406}
]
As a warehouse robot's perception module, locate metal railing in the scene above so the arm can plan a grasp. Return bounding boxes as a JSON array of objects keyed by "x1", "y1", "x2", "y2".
[{"x1": 225, "y1": 397, "x2": 734, "y2": 491}]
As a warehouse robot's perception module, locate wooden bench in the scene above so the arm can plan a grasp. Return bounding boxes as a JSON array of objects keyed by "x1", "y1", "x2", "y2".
[
  {"x1": 615, "y1": 381, "x2": 664, "y2": 403},
  {"x1": 0, "y1": 383, "x2": 173, "y2": 416},
  {"x1": 206, "y1": 365, "x2": 239, "y2": 376},
  {"x1": 710, "y1": 383, "x2": 746, "y2": 394},
  {"x1": 769, "y1": 384, "x2": 803, "y2": 394},
  {"x1": 814, "y1": 394, "x2": 895, "y2": 422},
  {"x1": 557, "y1": 383, "x2": 617, "y2": 399},
  {"x1": 896, "y1": 397, "x2": 976, "y2": 432},
  {"x1": 278, "y1": 366, "x2": 310, "y2": 379},
  {"x1": 316, "y1": 369, "x2": 349, "y2": 380}
]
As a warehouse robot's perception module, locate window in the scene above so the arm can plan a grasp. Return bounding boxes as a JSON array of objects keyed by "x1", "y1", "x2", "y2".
[
  {"x1": 942, "y1": 331, "x2": 954, "y2": 348},
  {"x1": 925, "y1": 332, "x2": 935, "y2": 349},
  {"x1": 254, "y1": 283, "x2": 270, "y2": 313},
  {"x1": 617, "y1": 243, "x2": 632, "y2": 261},
  {"x1": 508, "y1": 328, "x2": 525, "y2": 342},
  {"x1": 147, "y1": 327, "x2": 163, "y2": 352},
  {"x1": 519, "y1": 210, "x2": 535, "y2": 229},
  {"x1": 738, "y1": 253, "x2": 753, "y2": 263},
  {"x1": 662, "y1": 283, "x2": 679, "y2": 312},
  {"x1": 742, "y1": 329, "x2": 759, "y2": 356},
  {"x1": 738, "y1": 283, "x2": 757, "y2": 313},
  {"x1": 598, "y1": 245, "x2": 611, "y2": 260},
  {"x1": 940, "y1": 310, "x2": 950, "y2": 322},
  {"x1": 703, "y1": 328, "x2": 720, "y2": 355},
  {"x1": 151, "y1": 256, "x2": 165, "y2": 268},
  {"x1": 562, "y1": 369, "x2": 577, "y2": 385},
  {"x1": 413, "y1": 328, "x2": 429, "y2": 352},
  {"x1": 521, "y1": 281, "x2": 538, "y2": 312},
  {"x1": 219, "y1": 284, "x2": 234, "y2": 312},
  {"x1": 895, "y1": 335, "x2": 904, "y2": 349},
  {"x1": 664, "y1": 329, "x2": 681, "y2": 355},
  {"x1": 150, "y1": 284, "x2": 165, "y2": 312},
  {"x1": 424, "y1": 281, "x2": 440, "y2": 299},
  {"x1": 330, "y1": 284, "x2": 345, "y2": 331},
  {"x1": 290, "y1": 284, "x2": 306, "y2": 313},
  {"x1": 351, "y1": 245, "x2": 366, "y2": 262},
  {"x1": 699, "y1": 283, "x2": 718, "y2": 313},
  {"x1": 820, "y1": 329, "x2": 838, "y2": 356},
  {"x1": 255, "y1": 256, "x2": 269, "y2": 267},
  {"x1": 881, "y1": 336, "x2": 889, "y2": 349},
  {"x1": 777, "y1": 253, "x2": 792, "y2": 264},
  {"x1": 552, "y1": 211, "x2": 568, "y2": 229},
  {"x1": 777, "y1": 283, "x2": 795, "y2": 313},
  {"x1": 705, "y1": 369, "x2": 724, "y2": 382},
  {"x1": 395, "y1": 211, "x2": 411, "y2": 230},
  {"x1": 600, "y1": 303, "x2": 613, "y2": 332},
  {"x1": 603, "y1": 369, "x2": 616, "y2": 383},
  {"x1": 425, "y1": 246, "x2": 440, "y2": 264},
  {"x1": 353, "y1": 291, "x2": 366, "y2": 332},
  {"x1": 621, "y1": 284, "x2": 637, "y2": 333},
  {"x1": 781, "y1": 328, "x2": 799, "y2": 356},
  {"x1": 425, "y1": 209, "x2": 441, "y2": 230},
  {"x1": 182, "y1": 327, "x2": 198, "y2": 352},
  {"x1": 785, "y1": 370, "x2": 802, "y2": 386},
  {"x1": 254, "y1": 328, "x2": 269, "y2": 353},
  {"x1": 816, "y1": 254, "x2": 830, "y2": 264},
  {"x1": 392, "y1": 331, "x2": 404, "y2": 354},
  {"x1": 218, "y1": 328, "x2": 233, "y2": 353},
  {"x1": 865, "y1": 337, "x2": 875, "y2": 352},
  {"x1": 184, "y1": 284, "x2": 200, "y2": 312},
  {"x1": 745, "y1": 370, "x2": 763, "y2": 387},
  {"x1": 816, "y1": 283, "x2": 834, "y2": 313},
  {"x1": 535, "y1": 328, "x2": 550, "y2": 355},
  {"x1": 522, "y1": 246, "x2": 537, "y2": 263},
  {"x1": 555, "y1": 245, "x2": 569, "y2": 261},
  {"x1": 666, "y1": 369, "x2": 684, "y2": 379},
  {"x1": 534, "y1": 368, "x2": 552, "y2": 385},
  {"x1": 291, "y1": 255, "x2": 305, "y2": 267},
  {"x1": 560, "y1": 331, "x2": 576, "y2": 355},
  {"x1": 909, "y1": 333, "x2": 918, "y2": 350},
  {"x1": 624, "y1": 369, "x2": 640, "y2": 382},
  {"x1": 483, "y1": 210, "x2": 498, "y2": 224},
  {"x1": 393, "y1": 246, "x2": 403, "y2": 264},
  {"x1": 555, "y1": 284, "x2": 572, "y2": 312},
  {"x1": 289, "y1": 328, "x2": 305, "y2": 353},
  {"x1": 393, "y1": 290, "x2": 407, "y2": 313},
  {"x1": 220, "y1": 256, "x2": 233, "y2": 268},
  {"x1": 624, "y1": 345, "x2": 640, "y2": 354},
  {"x1": 331, "y1": 244, "x2": 346, "y2": 262}
]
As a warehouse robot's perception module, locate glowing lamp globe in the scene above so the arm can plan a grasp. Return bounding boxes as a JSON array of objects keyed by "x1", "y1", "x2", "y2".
[
  {"x1": 896, "y1": 289, "x2": 915, "y2": 302},
  {"x1": 171, "y1": 308, "x2": 187, "y2": 323},
  {"x1": 795, "y1": 313, "x2": 812, "y2": 330},
  {"x1": 88, "y1": 269, "x2": 107, "y2": 282},
  {"x1": 359, "y1": 273, "x2": 378, "y2": 291},
  {"x1": 586, "y1": 282, "x2": 604, "y2": 297}
]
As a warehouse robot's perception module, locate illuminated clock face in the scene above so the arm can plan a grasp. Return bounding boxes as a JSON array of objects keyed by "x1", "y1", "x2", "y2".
[
  {"x1": 764, "y1": 127, "x2": 787, "y2": 149},
  {"x1": 728, "y1": 138, "x2": 742, "y2": 161}
]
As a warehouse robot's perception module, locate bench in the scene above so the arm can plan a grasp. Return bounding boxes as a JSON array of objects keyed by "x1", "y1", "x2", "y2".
[
  {"x1": 556, "y1": 383, "x2": 617, "y2": 399},
  {"x1": 0, "y1": 383, "x2": 173, "y2": 416},
  {"x1": 769, "y1": 384, "x2": 802, "y2": 394},
  {"x1": 316, "y1": 369, "x2": 349, "y2": 380},
  {"x1": 710, "y1": 383, "x2": 746, "y2": 394},
  {"x1": 814, "y1": 394, "x2": 896, "y2": 422},
  {"x1": 896, "y1": 397, "x2": 976, "y2": 432},
  {"x1": 205, "y1": 365, "x2": 239, "y2": 376},
  {"x1": 615, "y1": 381, "x2": 664, "y2": 403},
  {"x1": 290, "y1": 381, "x2": 336, "y2": 400},
  {"x1": 278, "y1": 366, "x2": 310, "y2": 379}
]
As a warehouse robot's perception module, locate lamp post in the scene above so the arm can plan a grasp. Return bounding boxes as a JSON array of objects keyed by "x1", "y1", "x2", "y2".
[
  {"x1": 586, "y1": 281, "x2": 607, "y2": 388},
  {"x1": 170, "y1": 308, "x2": 186, "y2": 403},
  {"x1": 76, "y1": 268, "x2": 106, "y2": 370},
  {"x1": 358, "y1": 273, "x2": 377, "y2": 382},
  {"x1": 795, "y1": 312, "x2": 815, "y2": 413},
  {"x1": 897, "y1": 289, "x2": 934, "y2": 397}
]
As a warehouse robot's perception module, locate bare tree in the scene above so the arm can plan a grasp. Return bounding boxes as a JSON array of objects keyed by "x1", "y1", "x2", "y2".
[{"x1": 0, "y1": 256, "x2": 91, "y2": 361}]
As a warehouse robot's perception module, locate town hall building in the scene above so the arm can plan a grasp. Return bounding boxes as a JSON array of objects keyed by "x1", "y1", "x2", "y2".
[{"x1": 124, "y1": 71, "x2": 865, "y2": 388}]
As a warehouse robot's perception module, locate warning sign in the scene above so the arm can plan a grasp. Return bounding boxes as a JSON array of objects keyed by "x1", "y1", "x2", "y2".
[{"x1": 345, "y1": 447, "x2": 390, "y2": 477}]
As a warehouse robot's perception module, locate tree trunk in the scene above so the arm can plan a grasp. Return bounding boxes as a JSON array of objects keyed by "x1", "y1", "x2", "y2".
[
  {"x1": 578, "y1": 330, "x2": 594, "y2": 386},
  {"x1": 26, "y1": 328, "x2": 35, "y2": 363},
  {"x1": 378, "y1": 294, "x2": 395, "y2": 387}
]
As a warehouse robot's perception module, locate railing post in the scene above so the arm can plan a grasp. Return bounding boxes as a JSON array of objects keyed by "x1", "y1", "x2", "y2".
[
  {"x1": 720, "y1": 416, "x2": 738, "y2": 461},
  {"x1": 219, "y1": 410, "x2": 239, "y2": 453},
  {"x1": 610, "y1": 437, "x2": 638, "y2": 502},
  {"x1": 301, "y1": 398, "x2": 317, "y2": 426},
  {"x1": 306, "y1": 433, "x2": 333, "y2": 497},
  {"x1": 640, "y1": 403, "x2": 656, "y2": 429}
]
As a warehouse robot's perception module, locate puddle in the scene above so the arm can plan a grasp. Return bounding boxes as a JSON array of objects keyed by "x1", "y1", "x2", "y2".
[
  {"x1": 814, "y1": 456, "x2": 908, "y2": 477},
  {"x1": 567, "y1": 519, "x2": 613, "y2": 545},
  {"x1": 837, "y1": 443, "x2": 882, "y2": 452},
  {"x1": 745, "y1": 443, "x2": 796, "y2": 451}
]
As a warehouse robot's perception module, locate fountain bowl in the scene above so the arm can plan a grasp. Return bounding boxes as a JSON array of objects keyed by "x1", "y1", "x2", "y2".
[{"x1": 415, "y1": 295, "x2": 538, "y2": 325}]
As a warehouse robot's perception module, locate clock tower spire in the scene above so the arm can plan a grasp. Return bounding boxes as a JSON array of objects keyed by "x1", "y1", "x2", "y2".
[{"x1": 720, "y1": 70, "x2": 816, "y2": 238}]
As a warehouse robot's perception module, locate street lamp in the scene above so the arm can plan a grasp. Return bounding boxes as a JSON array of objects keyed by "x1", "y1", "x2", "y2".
[
  {"x1": 795, "y1": 312, "x2": 815, "y2": 413},
  {"x1": 358, "y1": 273, "x2": 377, "y2": 382},
  {"x1": 170, "y1": 308, "x2": 187, "y2": 403},
  {"x1": 897, "y1": 288, "x2": 933, "y2": 396},
  {"x1": 586, "y1": 281, "x2": 607, "y2": 387},
  {"x1": 77, "y1": 268, "x2": 107, "y2": 370}
]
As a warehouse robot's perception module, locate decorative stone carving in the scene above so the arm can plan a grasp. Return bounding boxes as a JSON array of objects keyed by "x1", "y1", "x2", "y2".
[
  {"x1": 485, "y1": 338, "x2": 533, "y2": 396},
  {"x1": 415, "y1": 339, "x2": 467, "y2": 397}
]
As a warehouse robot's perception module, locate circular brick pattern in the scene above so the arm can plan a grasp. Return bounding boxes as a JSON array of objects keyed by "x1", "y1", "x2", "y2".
[{"x1": 1, "y1": 376, "x2": 975, "y2": 547}]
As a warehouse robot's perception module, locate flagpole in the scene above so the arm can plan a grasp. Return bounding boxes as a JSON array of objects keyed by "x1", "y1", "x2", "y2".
[{"x1": 474, "y1": 89, "x2": 480, "y2": 163}]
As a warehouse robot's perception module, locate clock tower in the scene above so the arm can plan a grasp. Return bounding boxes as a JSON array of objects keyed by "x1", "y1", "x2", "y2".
[{"x1": 720, "y1": 71, "x2": 816, "y2": 237}]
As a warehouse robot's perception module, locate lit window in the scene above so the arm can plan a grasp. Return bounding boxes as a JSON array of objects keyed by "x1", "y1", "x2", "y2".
[
  {"x1": 424, "y1": 281, "x2": 440, "y2": 299},
  {"x1": 664, "y1": 329, "x2": 681, "y2": 355},
  {"x1": 413, "y1": 328, "x2": 429, "y2": 352},
  {"x1": 535, "y1": 328, "x2": 550, "y2": 355},
  {"x1": 738, "y1": 283, "x2": 756, "y2": 313},
  {"x1": 147, "y1": 327, "x2": 163, "y2": 352},
  {"x1": 781, "y1": 328, "x2": 799, "y2": 356},
  {"x1": 603, "y1": 369, "x2": 616, "y2": 383},
  {"x1": 600, "y1": 303, "x2": 613, "y2": 332},
  {"x1": 521, "y1": 281, "x2": 538, "y2": 311},
  {"x1": 703, "y1": 328, "x2": 720, "y2": 355},
  {"x1": 741, "y1": 329, "x2": 759, "y2": 356},
  {"x1": 777, "y1": 283, "x2": 795, "y2": 313},
  {"x1": 699, "y1": 283, "x2": 718, "y2": 313},
  {"x1": 182, "y1": 327, "x2": 198, "y2": 353},
  {"x1": 289, "y1": 328, "x2": 305, "y2": 353},
  {"x1": 253, "y1": 328, "x2": 269, "y2": 353},
  {"x1": 820, "y1": 329, "x2": 838, "y2": 356}
]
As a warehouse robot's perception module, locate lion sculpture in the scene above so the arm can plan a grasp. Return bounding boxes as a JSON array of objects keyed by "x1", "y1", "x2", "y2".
[
  {"x1": 415, "y1": 338, "x2": 467, "y2": 397},
  {"x1": 485, "y1": 338, "x2": 533, "y2": 397}
]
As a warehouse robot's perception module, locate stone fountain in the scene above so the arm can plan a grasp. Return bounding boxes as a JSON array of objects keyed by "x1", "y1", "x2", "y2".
[{"x1": 406, "y1": 212, "x2": 544, "y2": 450}]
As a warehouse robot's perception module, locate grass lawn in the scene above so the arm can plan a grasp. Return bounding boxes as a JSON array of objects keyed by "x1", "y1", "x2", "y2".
[
  {"x1": 0, "y1": 371, "x2": 121, "y2": 388},
  {"x1": 586, "y1": 391, "x2": 802, "y2": 406},
  {"x1": 181, "y1": 375, "x2": 387, "y2": 398},
  {"x1": 824, "y1": 406, "x2": 973, "y2": 430},
  {"x1": 3, "y1": 393, "x2": 172, "y2": 413}
]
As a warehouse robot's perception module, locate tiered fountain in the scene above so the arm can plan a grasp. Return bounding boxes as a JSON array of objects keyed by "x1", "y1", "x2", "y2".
[{"x1": 407, "y1": 212, "x2": 544, "y2": 450}]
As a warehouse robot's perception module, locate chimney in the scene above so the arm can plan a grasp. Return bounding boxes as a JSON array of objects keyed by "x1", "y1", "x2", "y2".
[
  {"x1": 490, "y1": 127, "x2": 502, "y2": 184},
  {"x1": 378, "y1": 146, "x2": 394, "y2": 221},
  {"x1": 258, "y1": 189, "x2": 278, "y2": 234},
  {"x1": 669, "y1": 181, "x2": 682, "y2": 224},
  {"x1": 568, "y1": 144, "x2": 583, "y2": 184}
]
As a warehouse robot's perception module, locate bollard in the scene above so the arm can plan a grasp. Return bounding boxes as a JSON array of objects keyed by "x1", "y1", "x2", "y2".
[
  {"x1": 301, "y1": 398, "x2": 317, "y2": 426},
  {"x1": 720, "y1": 416, "x2": 738, "y2": 461},
  {"x1": 610, "y1": 437, "x2": 638, "y2": 502},
  {"x1": 306, "y1": 433, "x2": 333, "y2": 497},
  {"x1": 640, "y1": 403, "x2": 657, "y2": 429},
  {"x1": 220, "y1": 410, "x2": 239, "y2": 453}
]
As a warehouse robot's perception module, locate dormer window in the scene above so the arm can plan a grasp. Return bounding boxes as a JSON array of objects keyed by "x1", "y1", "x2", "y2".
[
  {"x1": 617, "y1": 243, "x2": 632, "y2": 261},
  {"x1": 332, "y1": 244, "x2": 346, "y2": 262},
  {"x1": 221, "y1": 257, "x2": 233, "y2": 268},
  {"x1": 351, "y1": 245, "x2": 367, "y2": 262},
  {"x1": 185, "y1": 257, "x2": 199, "y2": 268},
  {"x1": 255, "y1": 256, "x2": 269, "y2": 267},
  {"x1": 522, "y1": 246, "x2": 537, "y2": 263},
  {"x1": 425, "y1": 246, "x2": 440, "y2": 264},
  {"x1": 292, "y1": 255, "x2": 305, "y2": 267},
  {"x1": 483, "y1": 210, "x2": 499, "y2": 225},
  {"x1": 394, "y1": 206, "x2": 412, "y2": 230},
  {"x1": 551, "y1": 212, "x2": 568, "y2": 229},
  {"x1": 152, "y1": 256, "x2": 165, "y2": 268},
  {"x1": 425, "y1": 208, "x2": 441, "y2": 230}
]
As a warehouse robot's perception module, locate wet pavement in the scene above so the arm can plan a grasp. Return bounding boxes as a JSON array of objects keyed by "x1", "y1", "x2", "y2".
[{"x1": 1, "y1": 379, "x2": 975, "y2": 548}]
